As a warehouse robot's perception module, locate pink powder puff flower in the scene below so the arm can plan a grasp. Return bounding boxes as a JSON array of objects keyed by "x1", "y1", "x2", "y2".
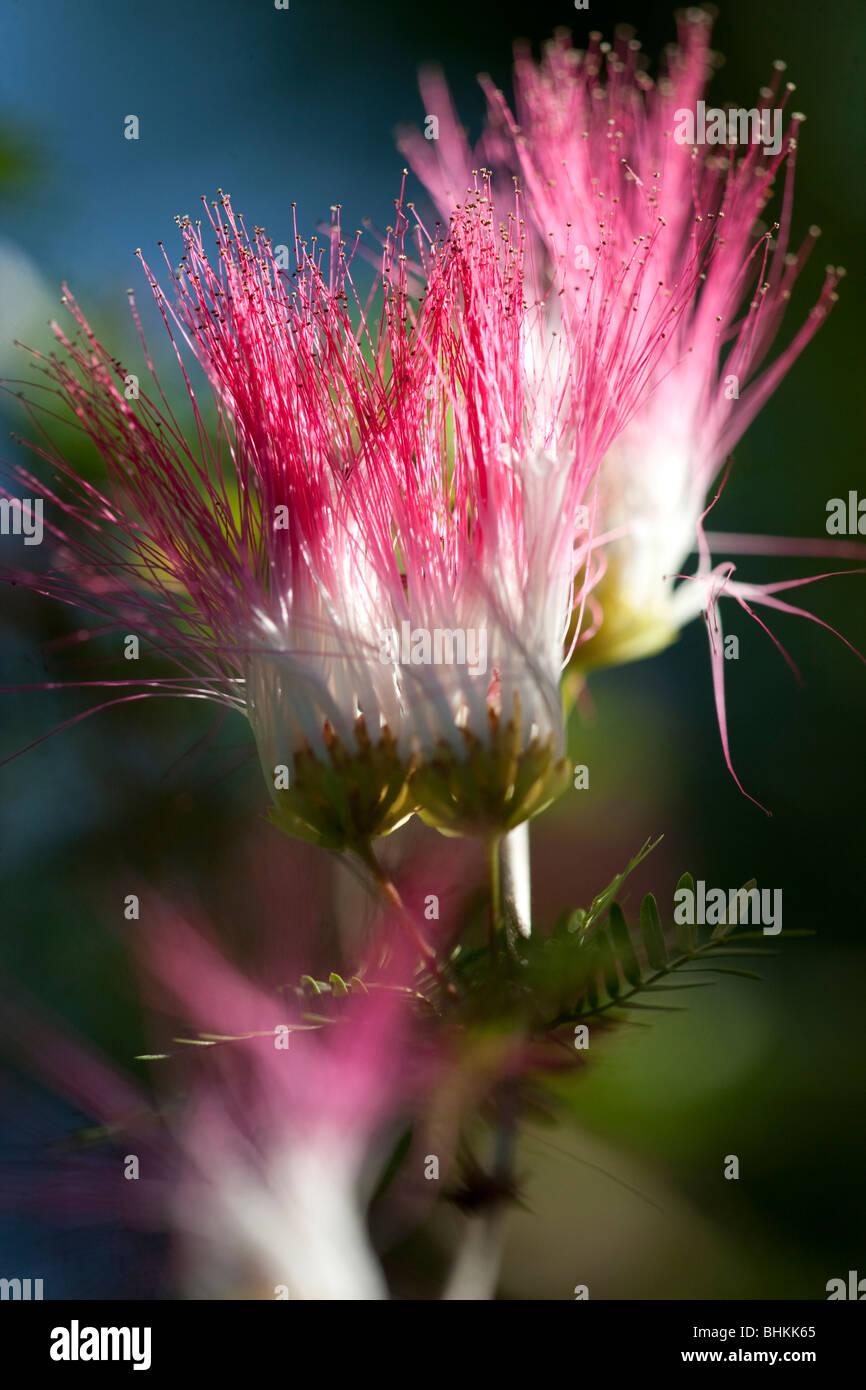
[
  {"x1": 3, "y1": 170, "x2": 696, "y2": 843},
  {"x1": 2, "y1": 195, "x2": 423, "y2": 852},
  {"x1": 400, "y1": 16, "x2": 859, "y2": 808},
  {"x1": 365, "y1": 174, "x2": 701, "y2": 834}
]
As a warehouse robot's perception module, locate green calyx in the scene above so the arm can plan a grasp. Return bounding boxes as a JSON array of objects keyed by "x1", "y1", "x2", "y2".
[
  {"x1": 268, "y1": 714, "x2": 416, "y2": 851},
  {"x1": 410, "y1": 694, "x2": 570, "y2": 839}
]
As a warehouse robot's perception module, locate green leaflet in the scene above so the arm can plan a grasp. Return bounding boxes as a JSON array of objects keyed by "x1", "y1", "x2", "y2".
[
  {"x1": 547, "y1": 867, "x2": 803, "y2": 1031},
  {"x1": 674, "y1": 871, "x2": 697, "y2": 953},
  {"x1": 639, "y1": 892, "x2": 667, "y2": 970},
  {"x1": 609, "y1": 902, "x2": 641, "y2": 987}
]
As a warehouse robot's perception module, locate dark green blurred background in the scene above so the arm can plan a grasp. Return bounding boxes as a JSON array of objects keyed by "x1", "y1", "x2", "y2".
[{"x1": 1, "y1": 0, "x2": 863, "y2": 1298}]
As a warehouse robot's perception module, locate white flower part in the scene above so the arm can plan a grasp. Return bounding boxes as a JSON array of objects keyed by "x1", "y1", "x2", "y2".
[
  {"x1": 513, "y1": 446, "x2": 577, "y2": 661},
  {"x1": 394, "y1": 437, "x2": 572, "y2": 761},
  {"x1": 490, "y1": 443, "x2": 575, "y2": 750},
  {"x1": 177, "y1": 1130, "x2": 388, "y2": 1301},
  {"x1": 244, "y1": 553, "x2": 408, "y2": 777},
  {"x1": 594, "y1": 400, "x2": 710, "y2": 657},
  {"x1": 520, "y1": 302, "x2": 572, "y2": 454}
]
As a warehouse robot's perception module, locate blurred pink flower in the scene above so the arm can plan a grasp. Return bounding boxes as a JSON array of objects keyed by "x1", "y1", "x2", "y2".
[
  {"x1": 2, "y1": 894, "x2": 435, "y2": 1299},
  {"x1": 143, "y1": 911, "x2": 417, "y2": 1299}
]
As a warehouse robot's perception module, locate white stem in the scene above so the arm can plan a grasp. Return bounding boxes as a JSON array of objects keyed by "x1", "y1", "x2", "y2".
[
  {"x1": 499, "y1": 821, "x2": 532, "y2": 939},
  {"x1": 441, "y1": 1208, "x2": 508, "y2": 1300}
]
